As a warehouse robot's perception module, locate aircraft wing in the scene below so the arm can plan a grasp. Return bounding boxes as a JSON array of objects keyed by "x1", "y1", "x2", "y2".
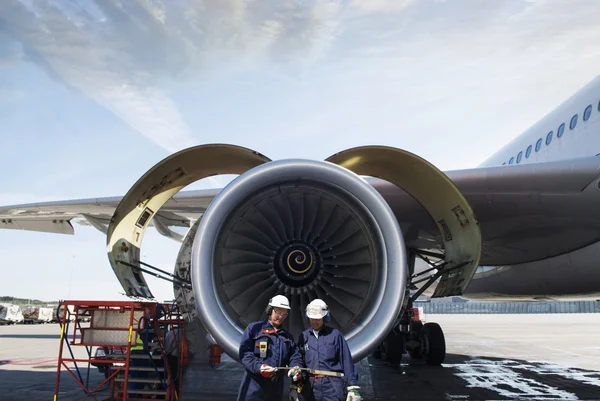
[
  {"x1": 0, "y1": 189, "x2": 219, "y2": 239},
  {"x1": 1, "y1": 158, "x2": 599, "y2": 266},
  {"x1": 455, "y1": 156, "x2": 600, "y2": 266}
]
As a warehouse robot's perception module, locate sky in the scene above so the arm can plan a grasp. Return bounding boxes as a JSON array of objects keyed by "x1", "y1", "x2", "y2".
[{"x1": 1, "y1": 0, "x2": 600, "y2": 302}]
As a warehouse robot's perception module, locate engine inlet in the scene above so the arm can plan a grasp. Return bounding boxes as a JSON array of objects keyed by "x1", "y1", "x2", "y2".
[
  {"x1": 192, "y1": 159, "x2": 407, "y2": 362},
  {"x1": 213, "y1": 182, "x2": 381, "y2": 335}
]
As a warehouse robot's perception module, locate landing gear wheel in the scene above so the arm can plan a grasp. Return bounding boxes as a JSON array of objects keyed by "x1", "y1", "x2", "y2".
[
  {"x1": 381, "y1": 330, "x2": 404, "y2": 366},
  {"x1": 423, "y1": 322, "x2": 445, "y2": 365},
  {"x1": 408, "y1": 349, "x2": 423, "y2": 360}
]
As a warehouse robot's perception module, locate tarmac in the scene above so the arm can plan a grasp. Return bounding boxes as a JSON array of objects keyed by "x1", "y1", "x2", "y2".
[{"x1": 1, "y1": 313, "x2": 599, "y2": 400}]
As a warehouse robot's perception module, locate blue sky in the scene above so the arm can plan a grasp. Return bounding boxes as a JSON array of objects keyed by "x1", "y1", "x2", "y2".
[{"x1": 1, "y1": 0, "x2": 600, "y2": 302}]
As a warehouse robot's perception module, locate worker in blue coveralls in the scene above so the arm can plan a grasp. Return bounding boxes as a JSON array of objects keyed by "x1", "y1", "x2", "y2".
[
  {"x1": 237, "y1": 295, "x2": 304, "y2": 401},
  {"x1": 296, "y1": 299, "x2": 361, "y2": 401}
]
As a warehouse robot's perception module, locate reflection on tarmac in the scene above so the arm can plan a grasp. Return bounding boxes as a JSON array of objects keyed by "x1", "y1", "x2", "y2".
[{"x1": 371, "y1": 355, "x2": 600, "y2": 400}]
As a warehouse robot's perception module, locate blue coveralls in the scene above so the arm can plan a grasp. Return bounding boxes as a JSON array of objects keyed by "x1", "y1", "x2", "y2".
[
  {"x1": 237, "y1": 319, "x2": 304, "y2": 401},
  {"x1": 298, "y1": 326, "x2": 358, "y2": 401}
]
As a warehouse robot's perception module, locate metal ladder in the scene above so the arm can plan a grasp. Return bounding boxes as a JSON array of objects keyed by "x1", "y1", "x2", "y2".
[{"x1": 54, "y1": 300, "x2": 184, "y2": 401}]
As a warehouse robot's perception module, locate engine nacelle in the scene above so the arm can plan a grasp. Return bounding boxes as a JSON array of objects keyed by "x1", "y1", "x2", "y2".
[
  {"x1": 192, "y1": 159, "x2": 407, "y2": 362},
  {"x1": 107, "y1": 144, "x2": 481, "y2": 364}
]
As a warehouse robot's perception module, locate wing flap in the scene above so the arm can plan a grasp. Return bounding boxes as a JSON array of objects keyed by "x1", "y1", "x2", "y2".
[{"x1": 0, "y1": 218, "x2": 74, "y2": 234}]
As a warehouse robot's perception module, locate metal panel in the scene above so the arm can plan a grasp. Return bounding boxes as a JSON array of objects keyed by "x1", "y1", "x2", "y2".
[
  {"x1": 92, "y1": 309, "x2": 144, "y2": 329},
  {"x1": 81, "y1": 329, "x2": 137, "y2": 346},
  {"x1": 106, "y1": 144, "x2": 271, "y2": 298},
  {"x1": 327, "y1": 146, "x2": 482, "y2": 297}
]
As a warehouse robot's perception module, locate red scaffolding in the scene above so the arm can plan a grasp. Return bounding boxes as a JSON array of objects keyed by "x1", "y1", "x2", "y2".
[{"x1": 54, "y1": 300, "x2": 186, "y2": 401}]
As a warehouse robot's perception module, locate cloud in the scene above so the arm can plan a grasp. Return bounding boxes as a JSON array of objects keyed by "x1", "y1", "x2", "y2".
[
  {"x1": 349, "y1": 0, "x2": 417, "y2": 12},
  {"x1": 5, "y1": 0, "x2": 598, "y2": 160},
  {"x1": 1, "y1": 0, "x2": 198, "y2": 153},
  {"x1": 1, "y1": 0, "x2": 387, "y2": 153},
  {"x1": 0, "y1": 31, "x2": 24, "y2": 65},
  {"x1": 160, "y1": 0, "x2": 348, "y2": 78}
]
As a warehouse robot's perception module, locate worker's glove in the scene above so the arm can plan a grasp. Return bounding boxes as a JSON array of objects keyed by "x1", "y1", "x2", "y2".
[
  {"x1": 289, "y1": 383, "x2": 301, "y2": 401},
  {"x1": 346, "y1": 386, "x2": 362, "y2": 401},
  {"x1": 287, "y1": 366, "x2": 303, "y2": 382},
  {"x1": 259, "y1": 364, "x2": 277, "y2": 378}
]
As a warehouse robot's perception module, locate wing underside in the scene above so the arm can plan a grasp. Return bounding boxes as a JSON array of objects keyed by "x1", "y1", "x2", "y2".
[{"x1": 373, "y1": 156, "x2": 600, "y2": 267}]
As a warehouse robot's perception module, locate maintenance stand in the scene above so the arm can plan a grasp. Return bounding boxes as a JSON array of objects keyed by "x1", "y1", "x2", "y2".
[{"x1": 54, "y1": 300, "x2": 188, "y2": 401}]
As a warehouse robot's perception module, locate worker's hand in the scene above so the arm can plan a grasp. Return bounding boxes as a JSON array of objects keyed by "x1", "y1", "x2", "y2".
[
  {"x1": 346, "y1": 386, "x2": 362, "y2": 401},
  {"x1": 289, "y1": 383, "x2": 300, "y2": 401},
  {"x1": 259, "y1": 364, "x2": 277, "y2": 378},
  {"x1": 287, "y1": 366, "x2": 302, "y2": 382}
]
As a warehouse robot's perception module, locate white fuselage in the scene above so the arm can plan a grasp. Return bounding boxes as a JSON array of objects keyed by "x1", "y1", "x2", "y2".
[
  {"x1": 482, "y1": 76, "x2": 600, "y2": 167},
  {"x1": 465, "y1": 76, "x2": 600, "y2": 301}
]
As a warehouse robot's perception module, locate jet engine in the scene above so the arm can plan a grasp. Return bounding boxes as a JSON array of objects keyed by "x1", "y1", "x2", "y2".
[
  {"x1": 106, "y1": 144, "x2": 481, "y2": 364},
  {"x1": 192, "y1": 159, "x2": 406, "y2": 362}
]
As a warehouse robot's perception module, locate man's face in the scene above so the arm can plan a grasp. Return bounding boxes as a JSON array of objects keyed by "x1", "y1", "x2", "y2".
[
  {"x1": 310, "y1": 318, "x2": 324, "y2": 332},
  {"x1": 270, "y1": 307, "x2": 289, "y2": 327}
]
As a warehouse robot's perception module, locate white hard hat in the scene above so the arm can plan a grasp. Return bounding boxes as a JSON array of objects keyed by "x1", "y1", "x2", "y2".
[
  {"x1": 306, "y1": 299, "x2": 329, "y2": 319},
  {"x1": 269, "y1": 295, "x2": 291, "y2": 310}
]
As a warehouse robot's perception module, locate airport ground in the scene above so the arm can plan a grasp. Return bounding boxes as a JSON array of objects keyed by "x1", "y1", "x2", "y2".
[{"x1": 0, "y1": 314, "x2": 599, "y2": 400}]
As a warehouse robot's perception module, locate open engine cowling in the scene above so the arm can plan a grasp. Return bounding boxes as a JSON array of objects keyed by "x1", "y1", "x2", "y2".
[
  {"x1": 106, "y1": 144, "x2": 481, "y2": 364},
  {"x1": 192, "y1": 159, "x2": 407, "y2": 362}
]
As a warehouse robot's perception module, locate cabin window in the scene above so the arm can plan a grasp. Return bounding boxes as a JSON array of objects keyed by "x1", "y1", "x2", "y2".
[
  {"x1": 570, "y1": 114, "x2": 578, "y2": 129},
  {"x1": 584, "y1": 105, "x2": 592, "y2": 121},
  {"x1": 525, "y1": 145, "x2": 532, "y2": 158},
  {"x1": 545, "y1": 131, "x2": 553, "y2": 145},
  {"x1": 509, "y1": 157, "x2": 514, "y2": 165},
  {"x1": 516, "y1": 151, "x2": 523, "y2": 163},
  {"x1": 535, "y1": 138, "x2": 543, "y2": 152},
  {"x1": 557, "y1": 123, "x2": 565, "y2": 138}
]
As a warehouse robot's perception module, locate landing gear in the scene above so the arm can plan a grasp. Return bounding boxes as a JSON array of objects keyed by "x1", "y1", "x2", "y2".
[
  {"x1": 372, "y1": 305, "x2": 446, "y2": 366},
  {"x1": 405, "y1": 316, "x2": 446, "y2": 365},
  {"x1": 372, "y1": 249, "x2": 450, "y2": 366}
]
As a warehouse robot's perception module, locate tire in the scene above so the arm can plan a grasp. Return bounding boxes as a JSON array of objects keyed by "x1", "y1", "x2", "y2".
[
  {"x1": 381, "y1": 331, "x2": 404, "y2": 366},
  {"x1": 423, "y1": 322, "x2": 445, "y2": 365},
  {"x1": 408, "y1": 349, "x2": 423, "y2": 360}
]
